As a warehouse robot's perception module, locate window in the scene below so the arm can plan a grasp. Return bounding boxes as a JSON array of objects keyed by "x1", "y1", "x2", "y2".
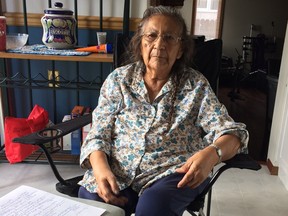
[
  {"x1": 191, "y1": 0, "x2": 225, "y2": 40},
  {"x1": 197, "y1": 0, "x2": 207, "y2": 9},
  {"x1": 211, "y1": 0, "x2": 219, "y2": 10}
]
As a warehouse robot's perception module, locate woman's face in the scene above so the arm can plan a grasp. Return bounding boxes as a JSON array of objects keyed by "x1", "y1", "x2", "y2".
[{"x1": 141, "y1": 15, "x2": 183, "y2": 76}]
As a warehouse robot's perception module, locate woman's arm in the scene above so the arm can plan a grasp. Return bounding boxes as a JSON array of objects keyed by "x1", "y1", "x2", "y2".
[
  {"x1": 90, "y1": 150, "x2": 128, "y2": 206},
  {"x1": 176, "y1": 134, "x2": 241, "y2": 189},
  {"x1": 210, "y1": 133, "x2": 241, "y2": 162},
  {"x1": 80, "y1": 69, "x2": 123, "y2": 168}
]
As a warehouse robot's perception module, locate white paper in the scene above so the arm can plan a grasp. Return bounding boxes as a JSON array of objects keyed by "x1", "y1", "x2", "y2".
[{"x1": 0, "y1": 185, "x2": 106, "y2": 216}]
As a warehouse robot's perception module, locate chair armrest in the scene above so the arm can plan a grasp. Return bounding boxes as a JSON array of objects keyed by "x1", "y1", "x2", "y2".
[
  {"x1": 197, "y1": 153, "x2": 261, "y2": 198},
  {"x1": 211, "y1": 153, "x2": 261, "y2": 187},
  {"x1": 224, "y1": 153, "x2": 262, "y2": 171},
  {"x1": 13, "y1": 113, "x2": 92, "y2": 145}
]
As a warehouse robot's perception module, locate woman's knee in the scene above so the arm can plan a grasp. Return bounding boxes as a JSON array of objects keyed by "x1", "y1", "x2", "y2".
[
  {"x1": 78, "y1": 186, "x2": 103, "y2": 202},
  {"x1": 135, "y1": 186, "x2": 177, "y2": 215},
  {"x1": 134, "y1": 174, "x2": 209, "y2": 216}
]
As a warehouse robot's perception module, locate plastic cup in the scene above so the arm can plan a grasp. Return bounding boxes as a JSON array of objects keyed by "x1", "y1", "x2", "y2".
[{"x1": 97, "y1": 32, "x2": 107, "y2": 45}]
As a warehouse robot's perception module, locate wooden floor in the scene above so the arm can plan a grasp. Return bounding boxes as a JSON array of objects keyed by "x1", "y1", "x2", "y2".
[{"x1": 218, "y1": 79, "x2": 269, "y2": 162}]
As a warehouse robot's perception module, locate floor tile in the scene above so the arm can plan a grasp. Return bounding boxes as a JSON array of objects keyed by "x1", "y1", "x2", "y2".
[{"x1": 1, "y1": 162, "x2": 288, "y2": 216}]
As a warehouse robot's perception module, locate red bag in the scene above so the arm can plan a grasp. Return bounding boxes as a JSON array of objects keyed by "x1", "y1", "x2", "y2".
[{"x1": 4, "y1": 105, "x2": 49, "y2": 164}]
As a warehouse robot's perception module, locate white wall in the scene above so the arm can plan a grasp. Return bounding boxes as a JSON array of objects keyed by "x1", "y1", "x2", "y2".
[
  {"x1": 2, "y1": 0, "x2": 148, "y2": 18},
  {"x1": 268, "y1": 21, "x2": 288, "y2": 189},
  {"x1": 1, "y1": 0, "x2": 193, "y2": 32}
]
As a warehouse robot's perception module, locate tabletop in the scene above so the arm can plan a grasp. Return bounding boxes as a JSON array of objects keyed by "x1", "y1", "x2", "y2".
[{"x1": 0, "y1": 51, "x2": 113, "y2": 63}]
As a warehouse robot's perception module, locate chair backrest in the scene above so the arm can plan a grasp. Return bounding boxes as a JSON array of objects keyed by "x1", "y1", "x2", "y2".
[
  {"x1": 113, "y1": 33, "x2": 132, "y2": 69},
  {"x1": 113, "y1": 0, "x2": 131, "y2": 69},
  {"x1": 191, "y1": 39, "x2": 223, "y2": 94}
]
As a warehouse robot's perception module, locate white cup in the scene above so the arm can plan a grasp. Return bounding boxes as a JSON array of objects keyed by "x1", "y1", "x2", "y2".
[{"x1": 97, "y1": 32, "x2": 107, "y2": 45}]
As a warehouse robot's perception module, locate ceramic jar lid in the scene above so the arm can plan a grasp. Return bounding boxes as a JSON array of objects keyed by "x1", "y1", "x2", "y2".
[
  {"x1": 44, "y1": 2, "x2": 73, "y2": 16},
  {"x1": 41, "y1": 2, "x2": 77, "y2": 49}
]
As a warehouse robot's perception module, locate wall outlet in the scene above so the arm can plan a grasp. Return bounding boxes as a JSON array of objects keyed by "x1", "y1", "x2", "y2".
[{"x1": 48, "y1": 70, "x2": 60, "y2": 87}]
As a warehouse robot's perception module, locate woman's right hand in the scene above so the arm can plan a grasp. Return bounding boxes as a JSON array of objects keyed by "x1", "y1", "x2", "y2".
[{"x1": 90, "y1": 151, "x2": 128, "y2": 206}]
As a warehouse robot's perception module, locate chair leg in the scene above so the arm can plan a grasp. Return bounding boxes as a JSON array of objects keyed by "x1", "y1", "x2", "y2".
[
  {"x1": 38, "y1": 143, "x2": 67, "y2": 185},
  {"x1": 206, "y1": 189, "x2": 212, "y2": 216}
]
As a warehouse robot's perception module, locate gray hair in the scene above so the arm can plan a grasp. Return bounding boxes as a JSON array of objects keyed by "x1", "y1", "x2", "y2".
[{"x1": 127, "y1": 5, "x2": 194, "y2": 73}]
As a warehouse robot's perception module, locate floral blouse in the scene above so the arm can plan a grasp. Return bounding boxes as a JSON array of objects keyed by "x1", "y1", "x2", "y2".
[{"x1": 78, "y1": 62, "x2": 249, "y2": 195}]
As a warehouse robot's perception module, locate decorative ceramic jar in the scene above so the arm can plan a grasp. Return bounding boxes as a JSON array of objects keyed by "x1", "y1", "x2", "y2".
[{"x1": 41, "y1": 2, "x2": 77, "y2": 49}]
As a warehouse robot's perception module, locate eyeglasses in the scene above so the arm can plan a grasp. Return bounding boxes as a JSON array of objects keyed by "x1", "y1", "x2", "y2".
[{"x1": 142, "y1": 32, "x2": 182, "y2": 45}]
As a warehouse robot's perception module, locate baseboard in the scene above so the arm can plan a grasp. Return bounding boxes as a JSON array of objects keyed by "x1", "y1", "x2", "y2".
[{"x1": 267, "y1": 158, "x2": 279, "y2": 175}]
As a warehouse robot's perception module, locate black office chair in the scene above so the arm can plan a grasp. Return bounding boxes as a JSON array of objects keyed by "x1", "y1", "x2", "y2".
[
  {"x1": 13, "y1": 37, "x2": 261, "y2": 216},
  {"x1": 191, "y1": 38, "x2": 223, "y2": 95}
]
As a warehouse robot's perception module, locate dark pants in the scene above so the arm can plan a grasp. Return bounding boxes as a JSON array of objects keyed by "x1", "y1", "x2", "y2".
[{"x1": 78, "y1": 173, "x2": 209, "y2": 216}]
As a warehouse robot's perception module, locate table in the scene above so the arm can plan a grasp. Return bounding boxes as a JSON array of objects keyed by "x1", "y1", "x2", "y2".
[
  {"x1": 0, "y1": 52, "x2": 114, "y2": 62},
  {"x1": 71, "y1": 197, "x2": 125, "y2": 216},
  {"x1": 0, "y1": 185, "x2": 125, "y2": 216}
]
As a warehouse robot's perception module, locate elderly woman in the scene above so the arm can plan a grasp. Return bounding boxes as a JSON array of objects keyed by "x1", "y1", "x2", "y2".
[{"x1": 78, "y1": 5, "x2": 248, "y2": 216}]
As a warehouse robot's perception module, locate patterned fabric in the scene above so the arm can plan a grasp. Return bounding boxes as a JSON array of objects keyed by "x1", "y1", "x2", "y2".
[
  {"x1": 78, "y1": 61, "x2": 248, "y2": 195},
  {"x1": 7, "y1": 44, "x2": 90, "y2": 56}
]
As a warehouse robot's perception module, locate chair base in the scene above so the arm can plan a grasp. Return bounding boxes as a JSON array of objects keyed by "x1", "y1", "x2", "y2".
[
  {"x1": 189, "y1": 208, "x2": 205, "y2": 216},
  {"x1": 55, "y1": 175, "x2": 83, "y2": 197}
]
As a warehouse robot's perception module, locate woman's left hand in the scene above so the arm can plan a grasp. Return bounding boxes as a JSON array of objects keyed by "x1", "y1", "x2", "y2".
[
  {"x1": 176, "y1": 147, "x2": 218, "y2": 189},
  {"x1": 176, "y1": 134, "x2": 241, "y2": 188}
]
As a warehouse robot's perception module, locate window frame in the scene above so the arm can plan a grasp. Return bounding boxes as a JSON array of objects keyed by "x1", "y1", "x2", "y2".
[{"x1": 191, "y1": 0, "x2": 225, "y2": 39}]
